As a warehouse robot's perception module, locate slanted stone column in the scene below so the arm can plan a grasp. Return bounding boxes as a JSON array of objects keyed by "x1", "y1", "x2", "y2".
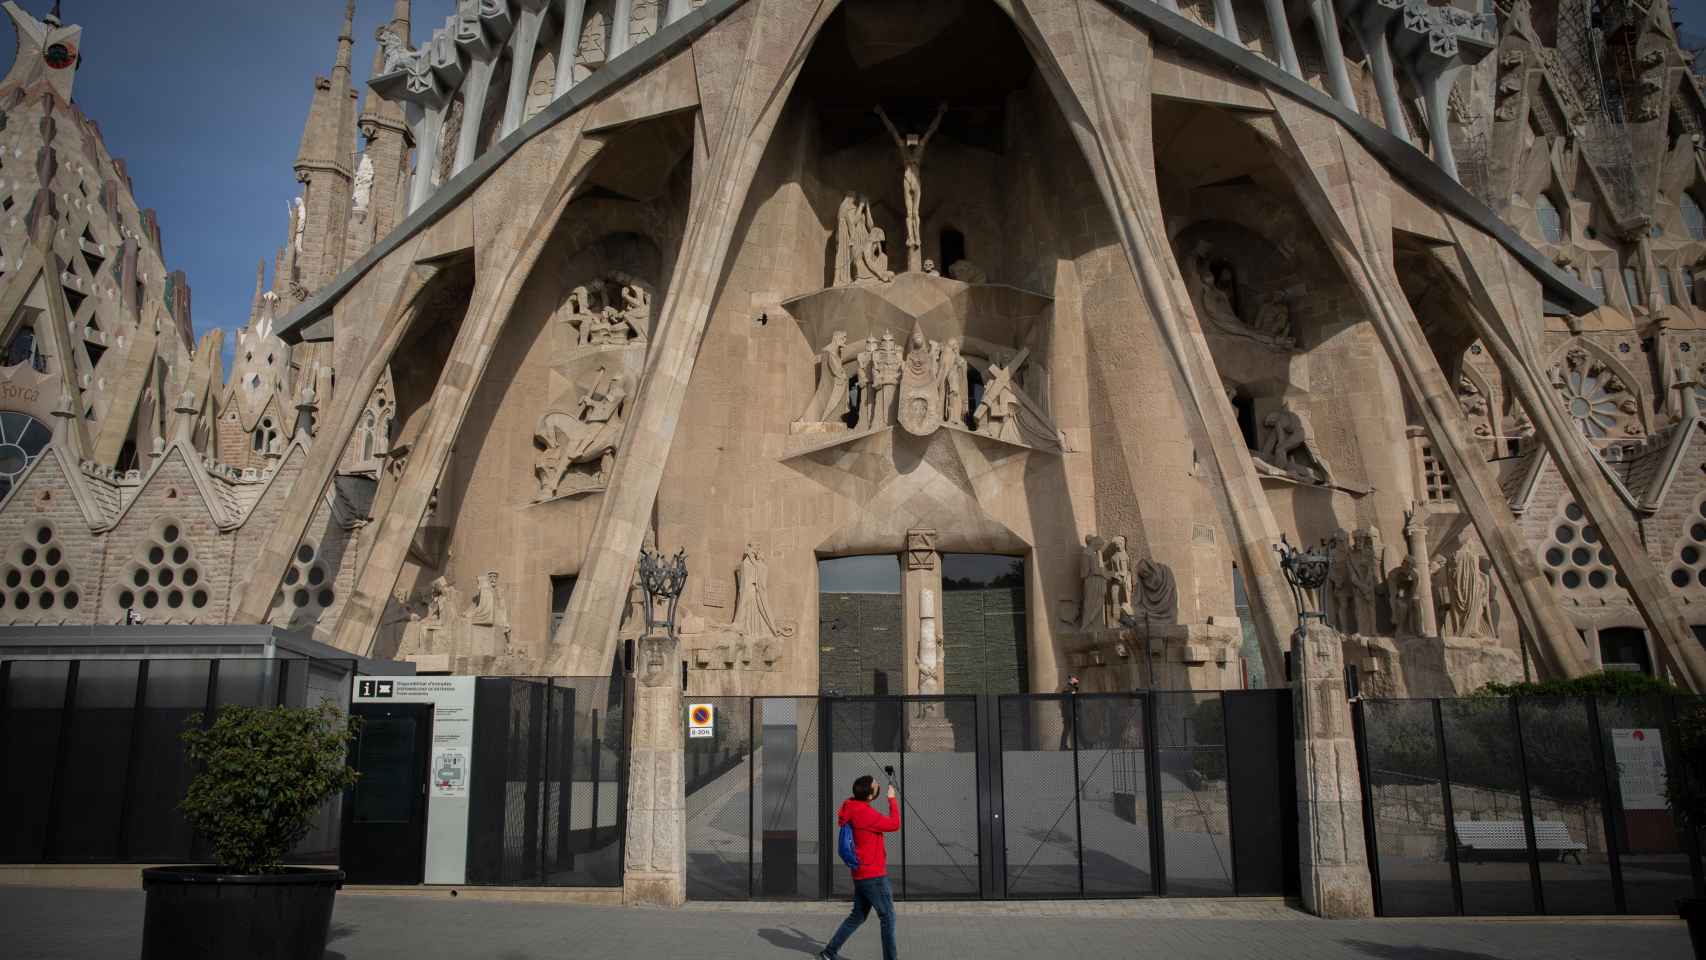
[
  {"x1": 1292, "y1": 622, "x2": 1374, "y2": 918},
  {"x1": 623, "y1": 631, "x2": 687, "y2": 906}
]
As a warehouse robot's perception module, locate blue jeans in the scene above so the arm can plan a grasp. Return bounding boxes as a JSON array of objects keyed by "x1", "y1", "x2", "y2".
[{"x1": 824, "y1": 876, "x2": 897, "y2": 959}]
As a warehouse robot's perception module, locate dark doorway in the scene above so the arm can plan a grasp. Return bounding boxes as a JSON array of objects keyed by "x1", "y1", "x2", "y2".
[
  {"x1": 1230, "y1": 391, "x2": 1257, "y2": 450},
  {"x1": 341, "y1": 702, "x2": 433, "y2": 884},
  {"x1": 1599, "y1": 628, "x2": 1653, "y2": 675},
  {"x1": 941, "y1": 554, "x2": 1028, "y2": 695},
  {"x1": 940, "y1": 227, "x2": 966, "y2": 276}
]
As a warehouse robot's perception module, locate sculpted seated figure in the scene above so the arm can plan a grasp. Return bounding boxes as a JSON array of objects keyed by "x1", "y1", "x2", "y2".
[{"x1": 533, "y1": 369, "x2": 629, "y2": 500}]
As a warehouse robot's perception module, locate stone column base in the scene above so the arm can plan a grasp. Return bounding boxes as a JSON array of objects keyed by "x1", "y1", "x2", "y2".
[{"x1": 623, "y1": 871, "x2": 685, "y2": 907}]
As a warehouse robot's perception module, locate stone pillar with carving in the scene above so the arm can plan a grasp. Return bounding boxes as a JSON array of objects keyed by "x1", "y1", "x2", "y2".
[
  {"x1": 1291, "y1": 621, "x2": 1374, "y2": 918},
  {"x1": 623, "y1": 631, "x2": 686, "y2": 906}
]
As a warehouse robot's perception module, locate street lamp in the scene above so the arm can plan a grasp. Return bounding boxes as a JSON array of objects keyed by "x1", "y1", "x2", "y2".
[
  {"x1": 1274, "y1": 533, "x2": 1334, "y2": 626},
  {"x1": 638, "y1": 546, "x2": 688, "y2": 637}
]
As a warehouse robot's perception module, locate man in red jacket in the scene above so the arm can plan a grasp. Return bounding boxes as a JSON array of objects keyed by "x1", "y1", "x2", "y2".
[{"x1": 818, "y1": 773, "x2": 901, "y2": 960}]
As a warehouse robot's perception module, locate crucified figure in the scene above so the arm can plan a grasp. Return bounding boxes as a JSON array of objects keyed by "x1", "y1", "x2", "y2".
[{"x1": 874, "y1": 101, "x2": 947, "y2": 273}]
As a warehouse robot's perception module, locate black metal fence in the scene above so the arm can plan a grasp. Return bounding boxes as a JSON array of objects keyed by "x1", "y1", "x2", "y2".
[
  {"x1": 1354, "y1": 695, "x2": 1705, "y2": 916},
  {"x1": 465, "y1": 676, "x2": 627, "y2": 886},
  {"x1": 0, "y1": 656, "x2": 348, "y2": 864},
  {"x1": 686, "y1": 690, "x2": 1296, "y2": 901}
]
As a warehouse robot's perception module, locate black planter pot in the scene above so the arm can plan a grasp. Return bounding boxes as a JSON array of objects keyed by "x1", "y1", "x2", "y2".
[
  {"x1": 1681, "y1": 898, "x2": 1706, "y2": 960},
  {"x1": 141, "y1": 866, "x2": 344, "y2": 960}
]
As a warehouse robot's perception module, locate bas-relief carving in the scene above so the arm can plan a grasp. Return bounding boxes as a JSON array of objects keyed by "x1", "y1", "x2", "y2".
[
  {"x1": 1255, "y1": 403, "x2": 1333, "y2": 484},
  {"x1": 395, "y1": 571, "x2": 514, "y2": 662},
  {"x1": 1185, "y1": 242, "x2": 1296, "y2": 349},
  {"x1": 1072, "y1": 534, "x2": 1148, "y2": 631},
  {"x1": 532, "y1": 368, "x2": 629, "y2": 501},
  {"x1": 685, "y1": 542, "x2": 795, "y2": 672},
  {"x1": 559, "y1": 275, "x2": 651, "y2": 348},
  {"x1": 1433, "y1": 539, "x2": 1494, "y2": 639}
]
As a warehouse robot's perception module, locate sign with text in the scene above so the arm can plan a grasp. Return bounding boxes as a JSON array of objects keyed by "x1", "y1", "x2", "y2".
[
  {"x1": 688, "y1": 702, "x2": 714, "y2": 739},
  {"x1": 1611, "y1": 728, "x2": 1667, "y2": 811}
]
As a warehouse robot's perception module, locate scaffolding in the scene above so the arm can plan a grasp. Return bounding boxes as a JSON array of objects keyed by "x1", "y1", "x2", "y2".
[{"x1": 1553, "y1": 0, "x2": 1643, "y2": 222}]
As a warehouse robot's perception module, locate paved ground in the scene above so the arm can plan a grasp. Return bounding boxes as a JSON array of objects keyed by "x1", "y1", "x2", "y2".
[{"x1": 2, "y1": 885, "x2": 1688, "y2": 959}]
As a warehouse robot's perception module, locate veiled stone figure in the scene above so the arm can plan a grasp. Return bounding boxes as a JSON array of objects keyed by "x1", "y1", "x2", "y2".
[
  {"x1": 1134, "y1": 557, "x2": 1178, "y2": 624},
  {"x1": 1077, "y1": 534, "x2": 1111, "y2": 631},
  {"x1": 1389, "y1": 553, "x2": 1428, "y2": 636},
  {"x1": 1433, "y1": 540, "x2": 1493, "y2": 638},
  {"x1": 732, "y1": 542, "x2": 778, "y2": 639}
]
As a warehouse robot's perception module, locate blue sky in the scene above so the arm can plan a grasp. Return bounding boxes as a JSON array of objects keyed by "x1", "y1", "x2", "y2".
[
  {"x1": 0, "y1": 0, "x2": 454, "y2": 370},
  {"x1": 3, "y1": 0, "x2": 1706, "y2": 375}
]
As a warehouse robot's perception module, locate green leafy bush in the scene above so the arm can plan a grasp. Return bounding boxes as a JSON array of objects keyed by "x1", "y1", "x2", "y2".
[
  {"x1": 1473, "y1": 671, "x2": 1679, "y2": 698},
  {"x1": 1667, "y1": 700, "x2": 1706, "y2": 833},
  {"x1": 180, "y1": 702, "x2": 361, "y2": 874}
]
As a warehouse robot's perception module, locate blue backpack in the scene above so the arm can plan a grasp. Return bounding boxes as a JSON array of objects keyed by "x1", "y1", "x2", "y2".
[{"x1": 837, "y1": 820, "x2": 860, "y2": 871}]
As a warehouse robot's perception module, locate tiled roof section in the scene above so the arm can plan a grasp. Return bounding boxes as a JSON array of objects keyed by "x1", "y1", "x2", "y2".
[
  {"x1": 1497, "y1": 444, "x2": 1545, "y2": 507},
  {"x1": 74, "y1": 460, "x2": 123, "y2": 524}
]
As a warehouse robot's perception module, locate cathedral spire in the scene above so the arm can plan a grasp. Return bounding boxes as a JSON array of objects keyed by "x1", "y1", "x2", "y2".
[{"x1": 335, "y1": 0, "x2": 355, "y2": 77}]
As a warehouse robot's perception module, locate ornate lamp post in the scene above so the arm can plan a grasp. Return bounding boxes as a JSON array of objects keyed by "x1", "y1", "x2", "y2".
[
  {"x1": 1274, "y1": 533, "x2": 1334, "y2": 626},
  {"x1": 637, "y1": 546, "x2": 688, "y2": 637}
]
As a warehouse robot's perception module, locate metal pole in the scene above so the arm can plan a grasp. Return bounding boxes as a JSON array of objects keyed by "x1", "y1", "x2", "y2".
[
  {"x1": 1584, "y1": 696, "x2": 1625, "y2": 913},
  {"x1": 1145, "y1": 692, "x2": 1166, "y2": 896},
  {"x1": 1433, "y1": 698, "x2": 1464, "y2": 915},
  {"x1": 42, "y1": 660, "x2": 79, "y2": 861},
  {"x1": 1070, "y1": 693, "x2": 1085, "y2": 897},
  {"x1": 1509, "y1": 698, "x2": 1545, "y2": 914},
  {"x1": 539, "y1": 680, "x2": 555, "y2": 883},
  {"x1": 117, "y1": 660, "x2": 150, "y2": 861},
  {"x1": 748, "y1": 697, "x2": 756, "y2": 899},
  {"x1": 1351, "y1": 698, "x2": 1383, "y2": 916}
]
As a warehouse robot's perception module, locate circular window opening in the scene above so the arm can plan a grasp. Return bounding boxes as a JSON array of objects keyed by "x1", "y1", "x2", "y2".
[
  {"x1": 191, "y1": 590, "x2": 207, "y2": 608},
  {"x1": 317, "y1": 589, "x2": 335, "y2": 608},
  {"x1": 172, "y1": 546, "x2": 189, "y2": 565},
  {"x1": 63, "y1": 591, "x2": 77, "y2": 609},
  {"x1": 1556, "y1": 526, "x2": 1576, "y2": 543},
  {"x1": 1675, "y1": 569, "x2": 1691, "y2": 588},
  {"x1": 27, "y1": 569, "x2": 43, "y2": 588},
  {"x1": 38, "y1": 591, "x2": 53, "y2": 609},
  {"x1": 142, "y1": 590, "x2": 159, "y2": 608},
  {"x1": 33, "y1": 526, "x2": 51, "y2": 545},
  {"x1": 19, "y1": 548, "x2": 35, "y2": 566},
  {"x1": 1694, "y1": 523, "x2": 1706, "y2": 542},
  {"x1": 147, "y1": 546, "x2": 164, "y2": 565},
  {"x1": 162, "y1": 524, "x2": 179, "y2": 543},
  {"x1": 12, "y1": 590, "x2": 27, "y2": 608},
  {"x1": 1582, "y1": 526, "x2": 1600, "y2": 544},
  {"x1": 284, "y1": 567, "x2": 300, "y2": 586},
  {"x1": 157, "y1": 568, "x2": 174, "y2": 587},
  {"x1": 1572, "y1": 547, "x2": 1592, "y2": 566},
  {"x1": 166, "y1": 590, "x2": 183, "y2": 609},
  {"x1": 44, "y1": 547, "x2": 60, "y2": 565},
  {"x1": 297, "y1": 544, "x2": 315, "y2": 564},
  {"x1": 1562, "y1": 570, "x2": 1583, "y2": 589},
  {"x1": 307, "y1": 566, "x2": 325, "y2": 586},
  {"x1": 3, "y1": 570, "x2": 17, "y2": 588},
  {"x1": 132, "y1": 568, "x2": 147, "y2": 588},
  {"x1": 293, "y1": 589, "x2": 310, "y2": 608},
  {"x1": 1588, "y1": 570, "x2": 1609, "y2": 589},
  {"x1": 52, "y1": 569, "x2": 67, "y2": 587},
  {"x1": 1565, "y1": 503, "x2": 1585, "y2": 521},
  {"x1": 1545, "y1": 548, "x2": 1565, "y2": 566},
  {"x1": 118, "y1": 590, "x2": 134, "y2": 608},
  {"x1": 182, "y1": 567, "x2": 199, "y2": 586}
]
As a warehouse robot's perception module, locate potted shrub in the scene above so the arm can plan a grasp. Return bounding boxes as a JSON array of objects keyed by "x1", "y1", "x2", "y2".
[
  {"x1": 141, "y1": 701, "x2": 361, "y2": 960},
  {"x1": 1668, "y1": 700, "x2": 1706, "y2": 959}
]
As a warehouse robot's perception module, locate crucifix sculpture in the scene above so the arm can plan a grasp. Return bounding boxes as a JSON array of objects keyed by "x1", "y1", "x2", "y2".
[{"x1": 874, "y1": 101, "x2": 947, "y2": 273}]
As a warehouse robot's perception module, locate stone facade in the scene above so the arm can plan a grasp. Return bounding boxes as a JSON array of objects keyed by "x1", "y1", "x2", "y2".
[{"x1": 5, "y1": 0, "x2": 1706, "y2": 704}]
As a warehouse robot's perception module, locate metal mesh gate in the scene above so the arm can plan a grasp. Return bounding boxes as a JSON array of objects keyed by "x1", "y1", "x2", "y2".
[
  {"x1": 465, "y1": 677, "x2": 625, "y2": 886},
  {"x1": 686, "y1": 691, "x2": 1293, "y2": 901}
]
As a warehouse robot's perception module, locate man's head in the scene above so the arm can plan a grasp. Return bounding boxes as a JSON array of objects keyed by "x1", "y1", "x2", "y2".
[{"x1": 851, "y1": 774, "x2": 877, "y2": 801}]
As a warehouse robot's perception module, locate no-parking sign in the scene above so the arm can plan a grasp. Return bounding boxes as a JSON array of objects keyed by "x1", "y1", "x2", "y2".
[{"x1": 688, "y1": 702, "x2": 715, "y2": 739}]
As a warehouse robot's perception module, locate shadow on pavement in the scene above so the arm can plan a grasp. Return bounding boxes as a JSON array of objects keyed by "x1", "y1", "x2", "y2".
[
  {"x1": 758, "y1": 925, "x2": 828, "y2": 955},
  {"x1": 1341, "y1": 939, "x2": 1511, "y2": 960}
]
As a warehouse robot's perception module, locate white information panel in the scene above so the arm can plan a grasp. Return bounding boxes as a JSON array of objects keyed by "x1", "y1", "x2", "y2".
[
  {"x1": 354, "y1": 676, "x2": 476, "y2": 883},
  {"x1": 1611, "y1": 728, "x2": 1668, "y2": 811}
]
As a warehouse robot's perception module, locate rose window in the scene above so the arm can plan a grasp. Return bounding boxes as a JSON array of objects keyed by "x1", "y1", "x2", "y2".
[
  {"x1": 1552, "y1": 348, "x2": 1638, "y2": 439},
  {"x1": 0, "y1": 412, "x2": 50, "y2": 503}
]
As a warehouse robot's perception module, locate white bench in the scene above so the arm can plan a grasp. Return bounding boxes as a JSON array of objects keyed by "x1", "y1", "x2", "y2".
[{"x1": 1454, "y1": 819, "x2": 1587, "y2": 864}]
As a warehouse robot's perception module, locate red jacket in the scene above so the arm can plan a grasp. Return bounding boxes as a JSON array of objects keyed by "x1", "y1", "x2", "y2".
[{"x1": 839, "y1": 795, "x2": 901, "y2": 880}]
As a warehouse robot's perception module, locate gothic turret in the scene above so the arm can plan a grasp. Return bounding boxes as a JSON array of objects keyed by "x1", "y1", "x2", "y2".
[
  {"x1": 0, "y1": 1, "x2": 82, "y2": 102},
  {"x1": 290, "y1": 1, "x2": 360, "y2": 293},
  {"x1": 347, "y1": 0, "x2": 413, "y2": 265}
]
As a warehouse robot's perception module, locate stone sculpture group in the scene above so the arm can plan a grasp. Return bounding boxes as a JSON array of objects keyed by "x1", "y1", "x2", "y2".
[{"x1": 1074, "y1": 534, "x2": 1177, "y2": 632}]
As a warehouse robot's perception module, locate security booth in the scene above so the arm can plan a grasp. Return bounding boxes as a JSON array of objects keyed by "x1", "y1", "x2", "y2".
[{"x1": 0, "y1": 623, "x2": 410, "y2": 866}]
